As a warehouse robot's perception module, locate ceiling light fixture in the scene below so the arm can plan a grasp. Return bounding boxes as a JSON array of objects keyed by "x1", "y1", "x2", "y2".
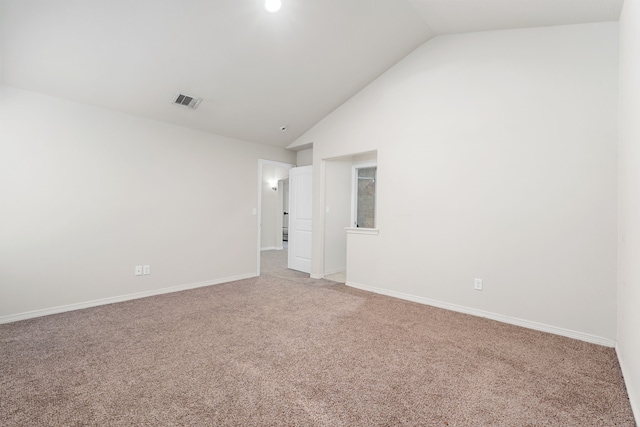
[{"x1": 265, "y1": 0, "x2": 281, "y2": 13}]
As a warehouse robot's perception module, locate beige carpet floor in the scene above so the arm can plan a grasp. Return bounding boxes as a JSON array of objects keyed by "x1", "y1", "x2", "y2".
[{"x1": 0, "y1": 250, "x2": 635, "y2": 426}]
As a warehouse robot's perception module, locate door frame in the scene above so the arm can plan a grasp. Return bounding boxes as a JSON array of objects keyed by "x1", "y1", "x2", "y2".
[{"x1": 257, "y1": 159, "x2": 295, "y2": 276}]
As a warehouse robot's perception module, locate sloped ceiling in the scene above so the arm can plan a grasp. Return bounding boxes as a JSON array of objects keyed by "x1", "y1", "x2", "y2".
[
  {"x1": 0, "y1": 0, "x2": 623, "y2": 148},
  {"x1": 409, "y1": 0, "x2": 623, "y2": 35}
]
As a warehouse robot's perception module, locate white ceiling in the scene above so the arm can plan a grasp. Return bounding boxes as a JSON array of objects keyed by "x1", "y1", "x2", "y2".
[
  {"x1": 409, "y1": 0, "x2": 623, "y2": 35},
  {"x1": 0, "y1": 0, "x2": 623, "y2": 148}
]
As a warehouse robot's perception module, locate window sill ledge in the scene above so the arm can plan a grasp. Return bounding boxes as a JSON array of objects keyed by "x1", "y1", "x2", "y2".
[{"x1": 345, "y1": 227, "x2": 379, "y2": 236}]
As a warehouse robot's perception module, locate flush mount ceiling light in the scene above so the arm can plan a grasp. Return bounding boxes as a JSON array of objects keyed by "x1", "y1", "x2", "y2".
[{"x1": 265, "y1": 0, "x2": 281, "y2": 13}]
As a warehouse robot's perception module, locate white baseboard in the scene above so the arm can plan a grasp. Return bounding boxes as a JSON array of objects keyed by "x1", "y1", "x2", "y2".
[
  {"x1": 346, "y1": 281, "x2": 616, "y2": 348},
  {"x1": 616, "y1": 344, "x2": 640, "y2": 425},
  {"x1": 0, "y1": 273, "x2": 257, "y2": 325},
  {"x1": 323, "y1": 269, "x2": 346, "y2": 277},
  {"x1": 261, "y1": 246, "x2": 282, "y2": 251},
  {"x1": 312, "y1": 269, "x2": 345, "y2": 279}
]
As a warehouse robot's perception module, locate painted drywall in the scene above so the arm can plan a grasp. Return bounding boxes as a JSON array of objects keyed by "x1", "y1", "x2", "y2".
[
  {"x1": 0, "y1": 86, "x2": 295, "y2": 319},
  {"x1": 296, "y1": 148, "x2": 313, "y2": 166},
  {"x1": 261, "y1": 179, "x2": 280, "y2": 250},
  {"x1": 323, "y1": 159, "x2": 352, "y2": 275},
  {"x1": 291, "y1": 23, "x2": 619, "y2": 342},
  {"x1": 617, "y1": 0, "x2": 640, "y2": 420}
]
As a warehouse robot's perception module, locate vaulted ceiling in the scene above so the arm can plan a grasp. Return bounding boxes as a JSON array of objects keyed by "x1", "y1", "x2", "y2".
[{"x1": 0, "y1": 0, "x2": 623, "y2": 148}]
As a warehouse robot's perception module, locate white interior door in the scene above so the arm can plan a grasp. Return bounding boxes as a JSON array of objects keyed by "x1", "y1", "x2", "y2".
[{"x1": 288, "y1": 166, "x2": 313, "y2": 273}]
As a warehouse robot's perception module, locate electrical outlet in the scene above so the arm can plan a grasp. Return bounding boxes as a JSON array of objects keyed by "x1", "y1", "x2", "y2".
[
  {"x1": 143, "y1": 265, "x2": 150, "y2": 275},
  {"x1": 135, "y1": 266, "x2": 143, "y2": 276},
  {"x1": 474, "y1": 278, "x2": 483, "y2": 291}
]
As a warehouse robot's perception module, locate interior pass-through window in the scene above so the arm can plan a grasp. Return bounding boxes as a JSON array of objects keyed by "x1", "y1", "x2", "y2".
[{"x1": 353, "y1": 164, "x2": 376, "y2": 228}]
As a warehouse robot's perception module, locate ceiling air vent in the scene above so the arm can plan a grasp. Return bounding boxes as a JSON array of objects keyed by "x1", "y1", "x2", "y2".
[{"x1": 173, "y1": 93, "x2": 202, "y2": 109}]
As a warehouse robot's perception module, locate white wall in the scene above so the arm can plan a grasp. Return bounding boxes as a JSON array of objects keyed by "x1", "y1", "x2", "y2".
[
  {"x1": 291, "y1": 23, "x2": 619, "y2": 343},
  {"x1": 0, "y1": 86, "x2": 295, "y2": 319},
  {"x1": 296, "y1": 148, "x2": 313, "y2": 166},
  {"x1": 323, "y1": 159, "x2": 352, "y2": 275},
  {"x1": 261, "y1": 178, "x2": 279, "y2": 250},
  {"x1": 617, "y1": 0, "x2": 640, "y2": 420}
]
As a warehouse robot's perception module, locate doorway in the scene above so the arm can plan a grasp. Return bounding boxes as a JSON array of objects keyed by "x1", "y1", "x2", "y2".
[
  {"x1": 322, "y1": 151, "x2": 377, "y2": 282},
  {"x1": 257, "y1": 160, "x2": 294, "y2": 276}
]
